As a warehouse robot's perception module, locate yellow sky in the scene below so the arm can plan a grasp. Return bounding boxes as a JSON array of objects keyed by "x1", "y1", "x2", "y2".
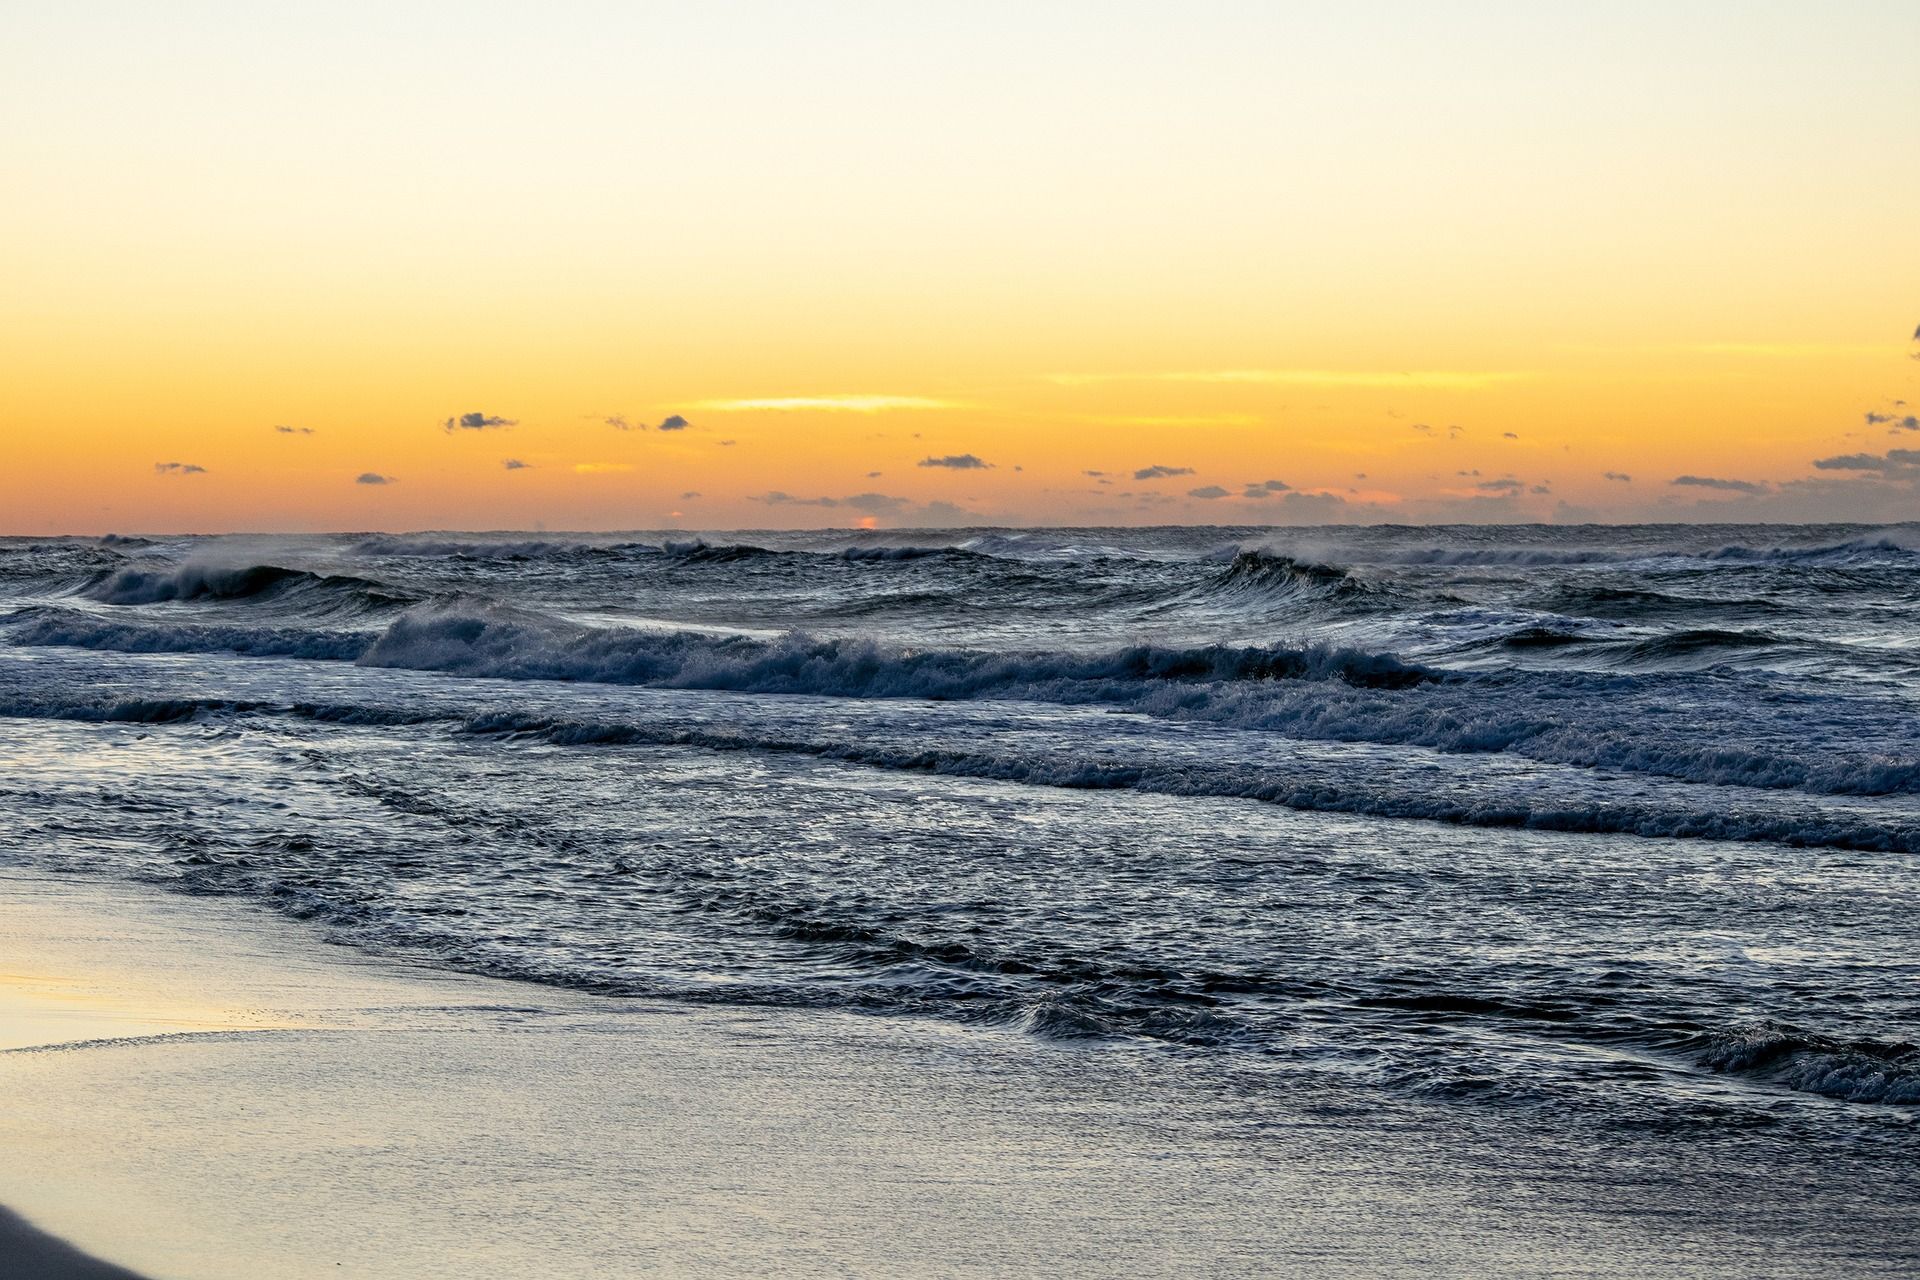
[{"x1": 2, "y1": 3, "x2": 1916, "y2": 532}]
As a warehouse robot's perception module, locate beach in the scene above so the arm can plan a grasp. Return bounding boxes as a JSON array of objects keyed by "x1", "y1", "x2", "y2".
[{"x1": 1, "y1": 863, "x2": 1913, "y2": 1278}]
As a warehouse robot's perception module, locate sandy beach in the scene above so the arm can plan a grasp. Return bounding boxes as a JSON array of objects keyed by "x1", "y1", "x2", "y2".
[
  {"x1": 0, "y1": 869, "x2": 1468, "y2": 1279},
  {"x1": 7, "y1": 865, "x2": 1865, "y2": 1280}
]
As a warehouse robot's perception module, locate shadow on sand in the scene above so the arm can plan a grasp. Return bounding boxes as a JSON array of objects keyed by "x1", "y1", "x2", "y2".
[{"x1": 0, "y1": 1207, "x2": 149, "y2": 1280}]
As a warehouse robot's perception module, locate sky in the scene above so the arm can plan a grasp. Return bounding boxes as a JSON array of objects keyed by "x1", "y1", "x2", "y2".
[{"x1": 2, "y1": 1, "x2": 1916, "y2": 532}]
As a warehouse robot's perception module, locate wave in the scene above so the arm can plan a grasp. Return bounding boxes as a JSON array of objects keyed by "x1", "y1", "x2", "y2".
[
  {"x1": 82, "y1": 561, "x2": 415, "y2": 613},
  {"x1": 14, "y1": 596, "x2": 1917, "y2": 798},
  {"x1": 350, "y1": 535, "x2": 645, "y2": 560},
  {"x1": 7, "y1": 608, "x2": 373, "y2": 661},
  {"x1": 1683, "y1": 1024, "x2": 1920, "y2": 1105},
  {"x1": 1702, "y1": 534, "x2": 1920, "y2": 566},
  {"x1": 357, "y1": 602, "x2": 1430, "y2": 696}
]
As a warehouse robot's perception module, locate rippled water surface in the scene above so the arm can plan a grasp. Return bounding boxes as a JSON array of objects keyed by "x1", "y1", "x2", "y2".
[{"x1": 3, "y1": 524, "x2": 1916, "y2": 1265}]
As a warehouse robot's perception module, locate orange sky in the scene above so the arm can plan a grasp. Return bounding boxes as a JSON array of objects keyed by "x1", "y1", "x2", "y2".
[{"x1": 3, "y1": 3, "x2": 1916, "y2": 532}]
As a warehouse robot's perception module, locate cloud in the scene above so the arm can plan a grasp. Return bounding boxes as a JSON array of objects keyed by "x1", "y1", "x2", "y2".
[
  {"x1": 605, "y1": 415, "x2": 636, "y2": 430},
  {"x1": 1502, "y1": 431, "x2": 1519, "y2": 439},
  {"x1": 154, "y1": 462, "x2": 207, "y2": 475},
  {"x1": 1133, "y1": 464, "x2": 1194, "y2": 480},
  {"x1": 502, "y1": 459, "x2": 532, "y2": 470},
  {"x1": 443, "y1": 412, "x2": 516, "y2": 432},
  {"x1": 692, "y1": 396, "x2": 964, "y2": 413},
  {"x1": 657, "y1": 414, "x2": 691, "y2": 431},
  {"x1": 1672, "y1": 474, "x2": 1769, "y2": 494},
  {"x1": 573, "y1": 462, "x2": 634, "y2": 474},
  {"x1": 1047, "y1": 369, "x2": 1529, "y2": 390},
  {"x1": 1865, "y1": 412, "x2": 1920, "y2": 430},
  {"x1": 919, "y1": 454, "x2": 991, "y2": 469},
  {"x1": 1811, "y1": 449, "x2": 1920, "y2": 474},
  {"x1": 273, "y1": 425, "x2": 315, "y2": 436},
  {"x1": 1476, "y1": 477, "x2": 1524, "y2": 493},
  {"x1": 1530, "y1": 484, "x2": 1552, "y2": 495},
  {"x1": 866, "y1": 470, "x2": 883, "y2": 478},
  {"x1": 843, "y1": 492, "x2": 911, "y2": 514},
  {"x1": 915, "y1": 500, "x2": 977, "y2": 525},
  {"x1": 680, "y1": 490, "x2": 702, "y2": 499},
  {"x1": 756, "y1": 491, "x2": 840, "y2": 507},
  {"x1": 356, "y1": 472, "x2": 395, "y2": 485},
  {"x1": 1240, "y1": 479, "x2": 1292, "y2": 499},
  {"x1": 1187, "y1": 485, "x2": 1230, "y2": 499},
  {"x1": 1603, "y1": 471, "x2": 1633, "y2": 482}
]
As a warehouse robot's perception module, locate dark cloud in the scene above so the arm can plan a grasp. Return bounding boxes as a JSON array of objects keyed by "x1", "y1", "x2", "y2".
[
  {"x1": 1603, "y1": 471, "x2": 1633, "y2": 482},
  {"x1": 356, "y1": 472, "x2": 396, "y2": 485},
  {"x1": 657, "y1": 414, "x2": 692, "y2": 431},
  {"x1": 154, "y1": 462, "x2": 207, "y2": 475},
  {"x1": 867, "y1": 470, "x2": 883, "y2": 478},
  {"x1": 1241, "y1": 479, "x2": 1292, "y2": 499},
  {"x1": 1811, "y1": 449, "x2": 1920, "y2": 474},
  {"x1": 444, "y1": 412, "x2": 516, "y2": 432},
  {"x1": 915, "y1": 500, "x2": 977, "y2": 525},
  {"x1": 1476, "y1": 477, "x2": 1524, "y2": 493},
  {"x1": 1457, "y1": 469, "x2": 1481, "y2": 477},
  {"x1": 757, "y1": 491, "x2": 839, "y2": 507},
  {"x1": 1187, "y1": 485, "x2": 1230, "y2": 499},
  {"x1": 1671, "y1": 474, "x2": 1768, "y2": 494},
  {"x1": 605, "y1": 415, "x2": 636, "y2": 430},
  {"x1": 844, "y1": 492, "x2": 911, "y2": 515},
  {"x1": 680, "y1": 490, "x2": 702, "y2": 499},
  {"x1": 1502, "y1": 432, "x2": 1518, "y2": 439},
  {"x1": 919, "y1": 454, "x2": 991, "y2": 469},
  {"x1": 502, "y1": 459, "x2": 532, "y2": 470},
  {"x1": 1530, "y1": 484, "x2": 1551, "y2": 495},
  {"x1": 273, "y1": 425, "x2": 315, "y2": 436},
  {"x1": 1084, "y1": 469, "x2": 1107, "y2": 478},
  {"x1": 1865, "y1": 412, "x2": 1920, "y2": 430},
  {"x1": 1133, "y1": 465, "x2": 1194, "y2": 480}
]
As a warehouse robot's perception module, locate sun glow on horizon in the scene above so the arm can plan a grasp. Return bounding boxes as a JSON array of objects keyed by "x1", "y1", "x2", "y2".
[{"x1": 2, "y1": 3, "x2": 1915, "y2": 533}]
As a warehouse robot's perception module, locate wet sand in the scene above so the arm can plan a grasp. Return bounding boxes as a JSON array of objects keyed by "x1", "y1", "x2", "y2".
[{"x1": 0, "y1": 868, "x2": 1853, "y2": 1279}]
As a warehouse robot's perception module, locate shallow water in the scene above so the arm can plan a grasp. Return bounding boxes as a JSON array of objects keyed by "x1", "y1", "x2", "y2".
[{"x1": 2, "y1": 523, "x2": 1916, "y2": 1263}]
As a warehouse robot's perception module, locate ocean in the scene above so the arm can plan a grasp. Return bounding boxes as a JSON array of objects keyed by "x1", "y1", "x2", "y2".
[{"x1": 2, "y1": 523, "x2": 1916, "y2": 1261}]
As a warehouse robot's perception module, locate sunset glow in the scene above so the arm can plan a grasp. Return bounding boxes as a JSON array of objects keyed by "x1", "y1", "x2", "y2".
[{"x1": 3, "y1": 2, "x2": 1915, "y2": 532}]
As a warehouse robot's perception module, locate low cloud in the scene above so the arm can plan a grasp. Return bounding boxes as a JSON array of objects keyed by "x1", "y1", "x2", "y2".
[
  {"x1": 154, "y1": 462, "x2": 207, "y2": 475},
  {"x1": 1865, "y1": 412, "x2": 1920, "y2": 430},
  {"x1": 273, "y1": 425, "x2": 315, "y2": 436},
  {"x1": 356, "y1": 472, "x2": 395, "y2": 485},
  {"x1": 1476, "y1": 477, "x2": 1524, "y2": 493},
  {"x1": 1241, "y1": 479, "x2": 1292, "y2": 499},
  {"x1": 1603, "y1": 471, "x2": 1633, "y2": 482},
  {"x1": 1188, "y1": 485, "x2": 1230, "y2": 499},
  {"x1": 680, "y1": 490, "x2": 702, "y2": 499},
  {"x1": 443, "y1": 412, "x2": 516, "y2": 432},
  {"x1": 657, "y1": 414, "x2": 691, "y2": 431},
  {"x1": 502, "y1": 459, "x2": 533, "y2": 470},
  {"x1": 757, "y1": 491, "x2": 841, "y2": 507},
  {"x1": 919, "y1": 454, "x2": 991, "y2": 469},
  {"x1": 1812, "y1": 449, "x2": 1920, "y2": 474},
  {"x1": 1133, "y1": 464, "x2": 1194, "y2": 480},
  {"x1": 1502, "y1": 431, "x2": 1519, "y2": 439},
  {"x1": 1672, "y1": 474, "x2": 1769, "y2": 494}
]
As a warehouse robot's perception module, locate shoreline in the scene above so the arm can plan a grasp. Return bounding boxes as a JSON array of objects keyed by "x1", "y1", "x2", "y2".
[{"x1": 2, "y1": 868, "x2": 1911, "y2": 1278}]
